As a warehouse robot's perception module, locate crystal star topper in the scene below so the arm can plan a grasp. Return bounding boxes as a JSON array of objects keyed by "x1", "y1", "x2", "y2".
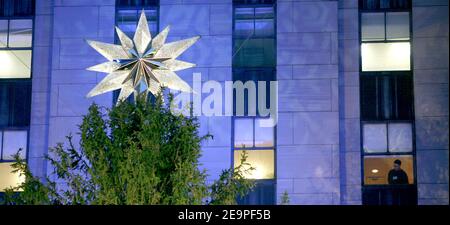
[{"x1": 85, "y1": 10, "x2": 199, "y2": 104}]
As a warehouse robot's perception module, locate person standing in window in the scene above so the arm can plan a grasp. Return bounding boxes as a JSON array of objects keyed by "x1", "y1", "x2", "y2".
[{"x1": 388, "y1": 159, "x2": 409, "y2": 185}]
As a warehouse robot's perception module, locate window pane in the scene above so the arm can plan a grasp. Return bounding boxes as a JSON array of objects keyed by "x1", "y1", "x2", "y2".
[
  {"x1": 360, "y1": 76, "x2": 378, "y2": 120},
  {"x1": 144, "y1": 9, "x2": 157, "y2": 21},
  {"x1": 0, "y1": 162, "x2": 25, "y2": 191},
  {"x1": 361, "y1": 42, "x2": 410, "y2": 71},
  {"x1": 361, "y1": 13, "x2": 385, "y2": 41},
  {"x1": 13, "y1": 0, "x2": 34, "y2": 17},
  {"x1": 2, "y1": 130, "x2": 27, "y2": 160},
  {"x1": 364, "y1": 155, "x2": 414, "y2": 185},
  {"x1": 235, "y1": 7, "x2": 254, "y2": 20},
  {"x1": 363, "y1": 123, "x2": 388, "y2": 153},
  {"x1": 11, "y1": 81, "x2": 31, "y2": 126},
  {"x1": 8, "y1": 19, "x2": 33, "y2": 47},
  {"x1": 386, "y1": 12, "x2": 410, "y2": 41},
  {"x1": 117, "y1": 9, "x2": 137, "y2": 36},
  {"x1": 0, "y1": 83, "x2": 9, "y2": 127},
  {"x1": 233, "y1": 38, "x2": 275, "y2": 67},
  {"x1": 237, "y1": 180, "x2": 275, "y2": 205},
  {"x1": 0, "y1": 50, "x2": 32, "y2": 78},
  {"x1": 255, "y1": 118, "x2": 273, "y2": 147},
  {"x1": 0, "y1": 20, "x2": 7, "y2": 47},
  {"x1": 254, "y1": 18, "x2": 274, "y2": 37},
  {"x1": 254, "y1": 7, "x2": 273, "y2": 18},
  {"x1": 235, "y1": 20, "x2": 254, "y2": 37},
  {"x1": 234, "y1": 118, "x2": 253, "y2": 147},
  {"x1": 388, "y1": 123, "x2": 413, "y2": 152},
  {"x1": 234, "y1": 150, "x2": 274, "y2": 179},
  {"x1": 396, "y1": 75, "x2": 413, "y2": 119}
]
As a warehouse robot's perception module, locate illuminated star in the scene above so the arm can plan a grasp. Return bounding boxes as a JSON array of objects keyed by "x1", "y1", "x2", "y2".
[{"x1": 85, "y1": 10, "x2": 199, "y2": 104}]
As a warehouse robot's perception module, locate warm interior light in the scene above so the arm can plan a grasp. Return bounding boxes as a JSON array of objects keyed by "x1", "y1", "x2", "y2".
[
  {"x1": 371, "y1": 169, "x2": 379, "y2": 174},
  {"x1": 361, "y1": 42, "x2": 410, "y2": 71},
  {"x1": 0, "y1": 163, "x2": 25, "y2": 191},
  {"x1": 0, "y1": 50, "x2": 32, "y2": 78},
  {"x1": 234, "y1": 150, "x2": 274, "y2": 179}
]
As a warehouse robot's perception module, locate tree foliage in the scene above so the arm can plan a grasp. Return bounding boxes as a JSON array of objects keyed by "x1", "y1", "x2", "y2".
[{"x1": 2, "y1": 93, "x2": 254, "y2": 205}]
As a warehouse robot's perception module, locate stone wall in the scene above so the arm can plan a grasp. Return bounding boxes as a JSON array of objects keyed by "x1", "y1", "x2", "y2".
[
  {"x1": 412, "y1": 0, "x2": 449, "y2": 205},
  {"x1": 276, "y1": 0, "x2": 341, "y2": 205}
]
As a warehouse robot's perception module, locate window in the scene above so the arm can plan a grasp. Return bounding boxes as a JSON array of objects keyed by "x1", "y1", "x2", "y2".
[
  {"x1": 233, "y1": 68, "x2": 275, "y2": 116},
  {"x1": 360, "y1": 1, "x2": 411, "y2": 72},
  {"x1": 234, "y1": 118, "x2": 274, "y2": 149},
  {"x1": 361, "y1": 42, "x2": 410, "y2": 71},
  {"x1": 359, "y1": 0, "x2": 416, "y2": 205},
  {"x1": 0, "y1": 81, "x2": 32, "y2": 127},
  {"x1": 361, "y1": 12, "x2": 410, "y2": 41},
  {"x1": 0, "y1": 0, "x2": 34, "y2": 192},
  {"x1": 232, "y1": 0, "x2": 276, "y2": 205},
  {"x1": 233, "y1": 3, "x2": 275, "y2": 68},
  {"x1": 360, "y1": 73, "x2": 413, "y2": 120},
  {"x1": 0, "y1": 0, "x2": 34, "y2": 17},
  {"x1": 363, "y1": 122, "x2": 413, "y2": 153},
  {"x1": 360, "y1": 0, "x2": 410, "y2": 11},
  {"x1": 0, "y1": 162, "x2": 24, "y2": 191},
  {"x1": 113, "y1": 0, "x2": 159, "y2": 103},
  {"x1": 363, "y1": 155, "x2": 414, "y2": 185}
]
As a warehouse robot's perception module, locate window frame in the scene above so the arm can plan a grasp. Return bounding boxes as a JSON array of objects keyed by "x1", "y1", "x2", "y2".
[
  {"x1": 112, "y1": 0, "x2": 160, "y2": 103},
  {"x1": 360, "y1": 71, "x2": 414, "y2": 121},
  {"x1": 358, "y1": 0, "x2": 417, "y2": 191},
  {"x1": 231, "y1": 1, "x2": 277, "y2": 205},
  {"x1": 0, "y1": 0, "x2": 34, "y2": 167},
  {"x1": 359, "y1": 0, "x2": 412, "y2": 73},
  {"x1": 232, "y1": 2, "x2": 276, "y2": 68}
]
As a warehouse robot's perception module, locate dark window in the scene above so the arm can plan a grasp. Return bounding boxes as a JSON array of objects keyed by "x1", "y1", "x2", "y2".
[
  {"x1": 233, "y1": 68, "x2": 275, "y2": 116},
  {"x1": 0, "y1": 81, "x2": 31, "y2": 127},
  {"x1": 116, "y1": 0, "x2": 159, "y2": 7},
  {"x1": 0, "y1": 0, "x2": 34, "y2": 17},
  {"x1": 233, "y1": 4, "x2": 275, "y2": 68},
  {"x1": 360, "y1": 73, "x2": 413, "y2": 120},
  {"x1": 237, "y1": 180, "x2": 275, "y2": 205},
  {"x1": 359, "y1": 0, "x2": 411, "y2": 11},
  {"x1": 234, "y1": 0, "x2": 276, "y2": 5}
]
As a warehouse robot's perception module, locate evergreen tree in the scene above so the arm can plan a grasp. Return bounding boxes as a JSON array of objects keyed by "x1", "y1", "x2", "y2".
[{"x1": 2, "y1": 93, "x2": 254, "y2": 205}]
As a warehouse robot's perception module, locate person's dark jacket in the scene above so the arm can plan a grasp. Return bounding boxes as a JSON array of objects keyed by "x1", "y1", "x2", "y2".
[{"x1": 388, "y1": 169, "x2": 409, "y2": 185}]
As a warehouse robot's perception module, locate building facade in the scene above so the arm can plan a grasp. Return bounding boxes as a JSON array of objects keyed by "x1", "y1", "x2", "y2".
[{"x1": 0, "y1": 0, "x2": 448, "y2": 205}]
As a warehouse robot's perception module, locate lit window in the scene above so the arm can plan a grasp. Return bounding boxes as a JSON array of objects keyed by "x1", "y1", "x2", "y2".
[
  {"x1": 363, "y1": 122, "x2": 413, "y2": 153},
  {"x1": 361, "y1": 42, "x2": 410, "y2": 71},
  {"x1": 0, "y1": 162, "x2": 24, "y2": 191},
  {"x1": 0, "y1": 50, "x2": 32, "y2": 78},
  {"x1": 364, "y1": 155, "x2": 414, "y2": 185},
  {"x1": 234, "y1": 150, "x2": 274, "y2": 179}
]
